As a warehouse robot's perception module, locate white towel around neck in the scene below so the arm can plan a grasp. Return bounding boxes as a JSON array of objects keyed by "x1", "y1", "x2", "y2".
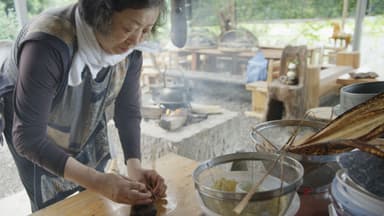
[{"x1": 68, "y1": 9, "x2": 134, "y2": 86}]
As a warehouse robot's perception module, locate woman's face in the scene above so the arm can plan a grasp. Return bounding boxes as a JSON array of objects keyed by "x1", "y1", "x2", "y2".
[{"x1": 95, "y1": 7, "x2": 160, "y2": 55}]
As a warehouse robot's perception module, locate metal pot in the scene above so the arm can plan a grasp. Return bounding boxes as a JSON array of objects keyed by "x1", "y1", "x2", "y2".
[{"x1": 151, "y1": 85, "x2": 192, "y2": 107}]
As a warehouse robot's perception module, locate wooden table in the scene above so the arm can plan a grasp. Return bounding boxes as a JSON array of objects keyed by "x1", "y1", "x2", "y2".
[
  {"x1": 31, "y1": 154, "x2": 202, "y2": 216},
  {"x1": 170, "y1": 46, "x2": 323, "y2": 74},
  {"x1": 169, "y1": 47, "x2": 283, "y2": 74}
]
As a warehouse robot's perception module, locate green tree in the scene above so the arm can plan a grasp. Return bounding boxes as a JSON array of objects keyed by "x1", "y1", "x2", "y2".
[
  {"x1": 368, "y1": 0, "x2": 384, "y2": 15},
  {"x1": 188, "y1": 0, "x2": 383, "y2": 26},
  {"x1": 0, "y1": 0, "x2": 76, "y2": 16},
  {"x1": 0, "y1": 0, "x2": 76, "y2": 39},
  {"x1": 0, "y1": 2, "x2": 19, "y2": 40},
  {"x1": 0, "y1": 0, "x2": 14, "y2": 14}
]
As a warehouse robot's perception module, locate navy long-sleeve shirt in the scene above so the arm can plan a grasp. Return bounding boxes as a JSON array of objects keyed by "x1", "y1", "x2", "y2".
[{"x1": 13, "y1": 36, "x2": 142, "y2": 176}]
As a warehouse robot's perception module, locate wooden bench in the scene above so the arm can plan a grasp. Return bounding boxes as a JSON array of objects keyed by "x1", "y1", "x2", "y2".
[{"x1": 245, "y1": 65, "x2": 352, "y2": 119}]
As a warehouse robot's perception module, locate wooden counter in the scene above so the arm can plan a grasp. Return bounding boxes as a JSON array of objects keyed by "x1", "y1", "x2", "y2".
[
  {"x1": 30, "y1": 152, "x2": 335, "y2": 216},
  {"x1": 31, "y1": 154, "x2": 202, "y2": 216}
]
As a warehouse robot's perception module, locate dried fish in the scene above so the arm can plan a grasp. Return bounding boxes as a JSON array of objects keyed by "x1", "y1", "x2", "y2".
[
  {"x1": 288, "y1": 140, "x2": 384, "y2": 156},
  {"x1": 289, "y1": 92, "x2": 384, "y2": 157}
]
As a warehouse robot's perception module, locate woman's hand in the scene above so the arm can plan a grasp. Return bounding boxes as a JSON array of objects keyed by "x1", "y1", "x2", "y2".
[
  {"x1": 140, "y1": 169, "x2": 167, "y2": 199},
  {"x1": 64, "y1": 157, "x2": 153, "y2": 205},
  {"x1": 97, "y1": 173, "x2": 153, "y2": 205},
  {"x1": 127, "y1": 159, "x2": 167, "y2": 200}
]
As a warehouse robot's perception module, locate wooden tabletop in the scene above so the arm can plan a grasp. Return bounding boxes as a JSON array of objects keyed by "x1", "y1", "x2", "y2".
[
  {"x1": 30, "y1": 153, "x2": 334, "y2": 216},
  {"x1": 336, "y1": 73, "x2": 381, "y2": 86},
  {"x1": 31, "y1": 154, "x2": 202, "y2": 216}
]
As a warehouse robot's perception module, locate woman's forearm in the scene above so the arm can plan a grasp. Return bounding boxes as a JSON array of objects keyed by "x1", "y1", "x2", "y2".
[
  {"x1": 63, "y1": 157, "x2": 102, "y2": 191},
  {"x1": 64, "y1": 157, "x2": 153, "y2": 204},
  {"x1": 126, "y1": 158, "x2": 142, "y2": 180}
]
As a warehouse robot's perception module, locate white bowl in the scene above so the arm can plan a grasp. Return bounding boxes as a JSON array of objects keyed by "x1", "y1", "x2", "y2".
[{"x1": 329, "y1": 169, "x2": 384, "y2": 216}]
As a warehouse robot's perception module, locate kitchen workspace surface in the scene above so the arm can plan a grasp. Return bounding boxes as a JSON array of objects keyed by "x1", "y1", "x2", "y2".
[
  {"x1": 30, "y1": 153, "x2": 202, "y2": 216},
  {"x1": 29, "y1": 152, "x2": 340, "y2": 216}
]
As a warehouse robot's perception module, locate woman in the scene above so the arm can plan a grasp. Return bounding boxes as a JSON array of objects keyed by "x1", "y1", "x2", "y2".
[{"x1": 0, "y1": 0, "x2": 167, "y2": 212}]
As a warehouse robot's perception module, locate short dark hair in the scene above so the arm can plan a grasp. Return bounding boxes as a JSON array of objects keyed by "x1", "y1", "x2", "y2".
[{"x1": 78, "y1": 0, "x2": 167, "y2": 35}]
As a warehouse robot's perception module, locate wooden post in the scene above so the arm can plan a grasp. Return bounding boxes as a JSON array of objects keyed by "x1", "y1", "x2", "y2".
[
  {"x1": 341, "y1": 0, "x2": 349, "y2": 33},
  {"x1": 266, "y1": 46, "x2": 308, "y2": 120},
  {"x1": 352, "y1": 0, "x2": 368, "y2": 51},
  {"x1": 231, "y1": 0, "x2": 236, "y2": 27},
  {"x1": 304, "y1": 66, "x2": 321, "y2": 109},
  {"x1": 336, "y1": 51, "x2": 360, "y2": 68},
  {"x1": 13, "y1": 0, "x2": 28, "y2": 26},
  {"x1": 191, "y1": 52, "x2": 199, "y2": 71}
]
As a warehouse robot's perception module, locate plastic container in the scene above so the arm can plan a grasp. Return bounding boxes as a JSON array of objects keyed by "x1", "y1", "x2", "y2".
[
  {"x1": 339, "y1": 81, "x2": 384, "y2": 114},
  {"x1": 329, "y1": 169, "x2": 384, "y2": 216}
]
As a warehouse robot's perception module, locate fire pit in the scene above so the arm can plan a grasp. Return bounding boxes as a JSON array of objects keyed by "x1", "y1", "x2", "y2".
[
  {"x1": 149, "y1": 83, "x2": 210, "y2": 131},
  {"x1": 139, "y1": 108, "x2": 240, "y2": 162},
  {"x1": 147, "y1": 66, "x2": 206, "y2": 131}
]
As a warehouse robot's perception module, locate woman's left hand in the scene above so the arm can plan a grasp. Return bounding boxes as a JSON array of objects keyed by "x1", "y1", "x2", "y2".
[
  {"x1": 140, "y1": 169, "x2": 167, "y2": 199},
  {"x1": 127, "y1": 159, "x2": 167, "y2": 200}
]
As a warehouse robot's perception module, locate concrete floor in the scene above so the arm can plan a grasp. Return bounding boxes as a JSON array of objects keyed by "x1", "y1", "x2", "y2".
[
  {"x1": 0, "y1": 143, "x2": 30, "y2": 215},
  {"x1": 0, "y1": 190, "x2": 30, "y2": 215},
  {"x1": 0, "y1": 143, "x2": 24, "y2": 198}
]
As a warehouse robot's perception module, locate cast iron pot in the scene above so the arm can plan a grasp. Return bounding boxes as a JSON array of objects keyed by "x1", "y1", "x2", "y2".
[{"x1": 340, "y1": 81, "x2": 384, "y2": 114}]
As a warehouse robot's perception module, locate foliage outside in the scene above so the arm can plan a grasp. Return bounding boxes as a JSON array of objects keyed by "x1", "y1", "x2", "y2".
[
  {"x1": 0, "y1": 2, "x2": 18, "y2": 40},
  {"x1": 189, "y1": 0, "x2": 384, "y2": 26},
  {"x1": 0, "y1": 0, "x2": 382, "y2": 74},
  {"x1": 0, "y1": 0, "x2": 76, "y2": 40}
]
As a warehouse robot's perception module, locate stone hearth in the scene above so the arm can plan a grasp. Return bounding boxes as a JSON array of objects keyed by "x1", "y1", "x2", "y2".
[{"x1": 107, "y1": 108, "x2": 242, "y2": 171}]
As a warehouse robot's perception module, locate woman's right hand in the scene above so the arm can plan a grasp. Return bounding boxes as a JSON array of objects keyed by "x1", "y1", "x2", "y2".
[
  {"x1": 64, "y1": 157, "x2": 153, "y2": 205},
  {"x1": 96, "y1": 173, "x2": 153, "y2": 205}
]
